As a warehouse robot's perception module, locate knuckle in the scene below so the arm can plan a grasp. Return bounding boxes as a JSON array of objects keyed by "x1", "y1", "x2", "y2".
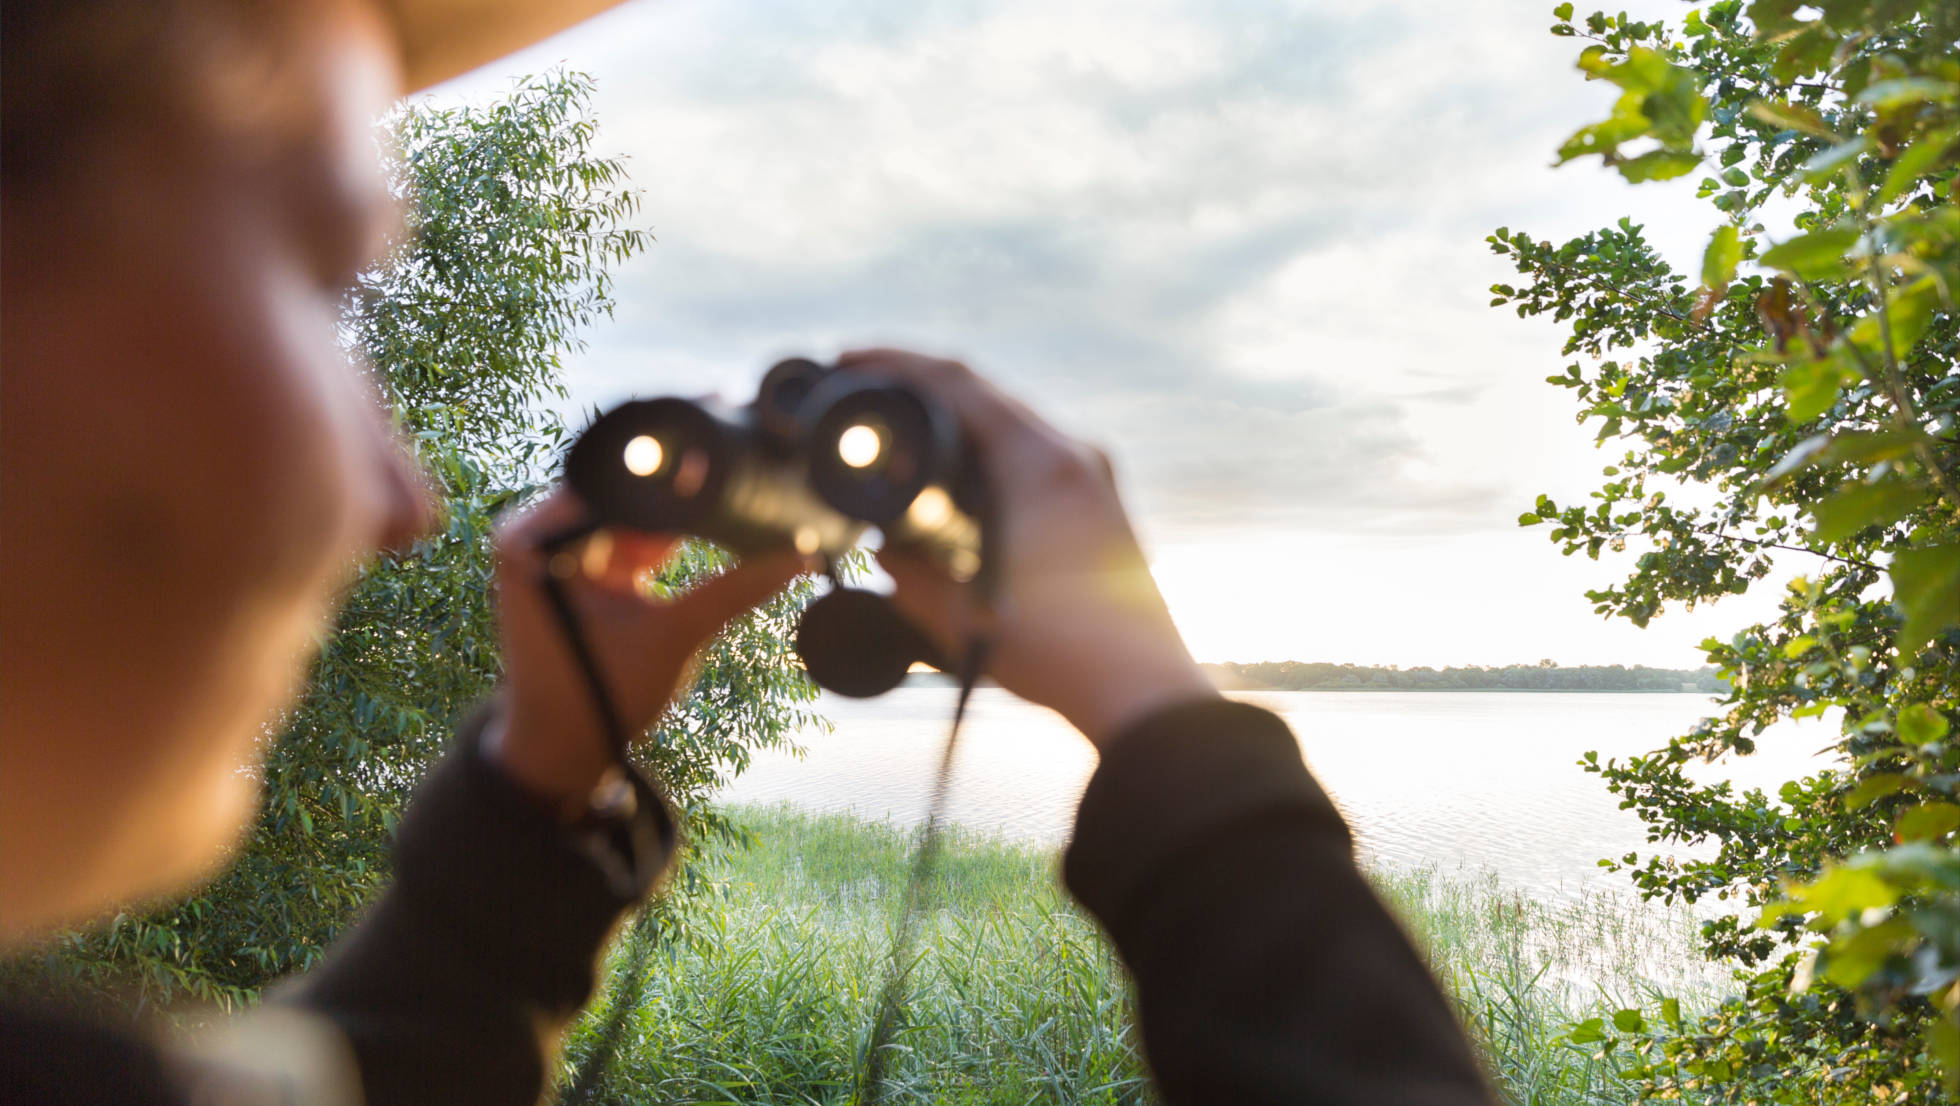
[
  {"x1": 925, "y1": 357, "x2": 972, "y2": 386},
  {"x1": 1090, "y1": 445, "x2": 1116, "y2": 484},
  {"x1": 1027, "y1": 439, "x2": 1096, "y2": 489}
]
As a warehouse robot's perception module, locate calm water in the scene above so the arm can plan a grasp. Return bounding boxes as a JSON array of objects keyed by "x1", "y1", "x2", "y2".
[{"x1": 718, "y1": 686, "x2": 1834, "y2": 902}]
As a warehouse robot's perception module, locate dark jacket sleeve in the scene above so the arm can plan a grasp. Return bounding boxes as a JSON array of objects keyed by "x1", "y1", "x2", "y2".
[
  {"x1": 275, "y1": 708, "x2": 675, "y2": 1106},
  {"x1": 1062, "y1": 698, "x2": 1495, "y2": 1106}
]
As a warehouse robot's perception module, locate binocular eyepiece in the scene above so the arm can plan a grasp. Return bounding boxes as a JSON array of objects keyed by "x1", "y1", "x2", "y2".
[{"x1": 564, "y1": 358, "x2": 988, "y2": 697}]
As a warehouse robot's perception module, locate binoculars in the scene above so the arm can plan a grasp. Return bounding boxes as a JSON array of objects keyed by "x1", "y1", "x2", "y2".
[{"x1": 564, "y1": 358, "x2": 989, "y2": 697}]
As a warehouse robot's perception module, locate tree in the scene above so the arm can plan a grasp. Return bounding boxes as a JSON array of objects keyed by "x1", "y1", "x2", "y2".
[
  {"x1": 5, "y1": 71, "x2": 818, "y2": 1013},
  {"x1": 1495, "y1": 2, "x2": 1958, "y2": 1099}
]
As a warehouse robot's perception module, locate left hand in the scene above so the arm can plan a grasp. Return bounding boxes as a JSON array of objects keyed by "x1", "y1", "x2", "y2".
[{"x1": 485, "y1": 488, "x2": 807, "y2": 820}]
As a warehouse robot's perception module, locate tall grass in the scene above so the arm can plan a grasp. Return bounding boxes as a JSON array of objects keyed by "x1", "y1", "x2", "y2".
[{"x1": 562, "y1": 805, "x2": 1719, "y2": 1106}]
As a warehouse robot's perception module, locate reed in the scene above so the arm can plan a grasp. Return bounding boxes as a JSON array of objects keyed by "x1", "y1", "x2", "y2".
[{"x1": 562, "y1": 804, "x2": 1718, "y2": 1106}]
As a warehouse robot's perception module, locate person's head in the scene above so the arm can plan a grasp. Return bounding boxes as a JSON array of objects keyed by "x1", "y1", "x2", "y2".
[
  {"x1": 0, "y1": 0, "x2": 631, "y2": 942},
  {"x1": 0, "y1": 0, "x2": 436, "y2": 941}
]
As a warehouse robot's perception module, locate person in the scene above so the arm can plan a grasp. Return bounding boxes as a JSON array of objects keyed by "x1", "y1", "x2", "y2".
[{"x1": 0, "y1": 1, "x2": 1497, "y2": 1103}]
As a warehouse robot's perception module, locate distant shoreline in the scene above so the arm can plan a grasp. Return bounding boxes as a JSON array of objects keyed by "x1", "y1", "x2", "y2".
[
  {"x1": 897, "y1": 675, "x2": 1719, "y2": 695},
  {"x1": 1227, "y1": 686, "x2": 1715, "y2": 695}
]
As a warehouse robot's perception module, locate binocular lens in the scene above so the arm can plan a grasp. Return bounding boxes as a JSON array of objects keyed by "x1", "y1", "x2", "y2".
[
  {"x1": 623, "y1": 434, "x2": 664, "y2": 477},
  {"x1": 757, "y1": 358, "x2": 828, "y2": 443},
  {"x1": 566, "y1": 399, "x2": 734, "y2": 531},
  {"x1": 836, "y1": 423, "x2": 885, "y2": 469},
  {"x1": 808, "y1": 388, "x2": 940, "y2": 524}
]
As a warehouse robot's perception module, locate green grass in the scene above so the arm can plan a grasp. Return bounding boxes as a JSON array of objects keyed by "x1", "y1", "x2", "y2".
[{"x1": 562, "y1": 804, "x2": 1719, "y2": 1106}]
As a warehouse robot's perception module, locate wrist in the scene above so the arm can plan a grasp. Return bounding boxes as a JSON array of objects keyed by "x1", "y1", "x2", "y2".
[
  {"x1": 1059, "y1": 658, "x2": 1221, "y2": 751},
  {"x1": 480, "y1": 705, "x2": 615, "y2": 823}
]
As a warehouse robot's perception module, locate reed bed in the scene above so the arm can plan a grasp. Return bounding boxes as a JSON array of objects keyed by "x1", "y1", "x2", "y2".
[{"x1": 561, "y1": 804, "x2": 1720, "y2": 1106}]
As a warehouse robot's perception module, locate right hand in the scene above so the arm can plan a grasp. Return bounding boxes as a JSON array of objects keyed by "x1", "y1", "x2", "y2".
[{"x1": 836, "y1": 349, "x2": 1218, "y2": 750}]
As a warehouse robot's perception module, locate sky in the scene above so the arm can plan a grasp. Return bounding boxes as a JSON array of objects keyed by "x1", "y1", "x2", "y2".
[{"x1": 424, "y1": 0, "x2": 1801, "y2": 668}]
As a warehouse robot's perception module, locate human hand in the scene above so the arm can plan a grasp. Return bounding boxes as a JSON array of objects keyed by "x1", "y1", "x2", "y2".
[
  {"x1": 836, "y1": 349, "x2": 1217, "y2": 750},
  {"x1": 485, "y1": 489, "x2": 806, "y2": 819}
]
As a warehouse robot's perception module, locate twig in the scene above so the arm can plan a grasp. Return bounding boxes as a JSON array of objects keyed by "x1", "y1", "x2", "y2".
[{"x1": 1691, "y1": 528, "x2": 1880, "y2": 571}]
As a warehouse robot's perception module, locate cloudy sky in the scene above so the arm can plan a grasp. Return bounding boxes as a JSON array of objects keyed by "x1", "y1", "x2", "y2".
[{"x1": 426, "y1": 0, "x2": 1795, "y2": 667}]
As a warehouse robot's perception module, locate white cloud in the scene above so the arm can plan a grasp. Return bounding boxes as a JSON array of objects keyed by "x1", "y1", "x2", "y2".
[{"x1": 427, "y1": 0, "x2": 1760, "y2": 665}]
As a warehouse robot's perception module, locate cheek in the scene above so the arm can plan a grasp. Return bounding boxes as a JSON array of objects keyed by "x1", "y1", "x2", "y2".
[
  {"x1": 108, "y1": 273, "x2": 387, "y2": 897},
  {"x1": 11, "y1": 252, "x2": 385, "y2": 826}
]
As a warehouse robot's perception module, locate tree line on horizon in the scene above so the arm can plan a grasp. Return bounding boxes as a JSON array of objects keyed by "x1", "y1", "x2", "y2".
[{"x1": 1202, "y1": 659, "x2": 1726, "y2": 692}]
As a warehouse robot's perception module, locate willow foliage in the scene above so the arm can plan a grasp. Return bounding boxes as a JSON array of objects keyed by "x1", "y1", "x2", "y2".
[{"x1": 6, "y1": 71, "x2": 816, "y2": 1015}]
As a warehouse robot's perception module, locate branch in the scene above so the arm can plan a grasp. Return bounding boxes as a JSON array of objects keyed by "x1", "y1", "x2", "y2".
[{"x1": 1691, "y1": 527, "x2": 1880, "y2": 571}]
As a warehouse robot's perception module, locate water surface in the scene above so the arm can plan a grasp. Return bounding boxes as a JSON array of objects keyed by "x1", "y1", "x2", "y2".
[{"x1": 718, "y1": 687, "x2": 1833, "y2": 902}]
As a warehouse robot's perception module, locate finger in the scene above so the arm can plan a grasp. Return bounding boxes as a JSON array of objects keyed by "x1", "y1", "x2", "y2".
[
  {"x1": 876, "y1": 547, "x2": 966, "y2": 657},
  {"x1": 664, "y1": 551, "x2": 808, "y2": 642},
  {"x1": 583, "y1": 528, "x2": 682, "y2": 595},
  {"x1": 834, "y1": 349, "x2": 1046, "y2": 450},
  {"x1": 499, "y1": 488, "x2": 686, "y2": 596},
  {"x1": 494, "y1": 488, "x2": 592, "y2": 572}
]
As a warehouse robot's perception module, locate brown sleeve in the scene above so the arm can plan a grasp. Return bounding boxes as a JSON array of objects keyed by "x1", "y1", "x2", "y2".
[
  {"x1": 1063, "y1": 698, "x2": 1496, "y2": 1106},
  {"x1": 278, "y1": 707, "x2": 675, "y2": 1106}
]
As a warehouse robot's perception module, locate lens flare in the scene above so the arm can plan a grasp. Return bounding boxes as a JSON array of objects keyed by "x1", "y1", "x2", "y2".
[
  {"x1": 837, "y1": 424, "x2": 883, "y2": 469},
  {"x1": 623, "y1": 435, "x2": 664, "y2": 476},
  {"x1": 905, "y1": 486, "x2": 954, "y2": 530}
]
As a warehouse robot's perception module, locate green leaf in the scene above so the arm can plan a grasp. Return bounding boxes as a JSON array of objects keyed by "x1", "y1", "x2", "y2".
[
  {"x1": 1898, "y1": 704, "x2": 1952, "y2": 745},
  {"x1": 1891, "y1": 545, "x2": 1960, "y2": 659},
  {"x1": 1569, "y1": 1018, "x2": 1607, "y2": 1043},
  {"x1": 1559, "y1": 49, "x2": 1706, "y2": 167},
  {"x1": 1878, "y1": 124, "x2": 1960, "y2": 206},
  {"x1": 1558, "y1": 104, "x2": 1655, "y2": 164},
  {"x1": 1518, "y1": 512, "x2": 1544, "y2": 526},
  {"x1": 1786, "y1": 863, "x2": 1901, "y2": 924},
  {"x1": 1802, "y1": 135, "x2": 1872, "y2": 184},
  {"x1": 1612, "y1": 1008, "x2": 1645, "y2": 1033},
  {"x1": 1593, "y1": 47, "x2": 1675, "y2": 95},
  {"x1": 1855, "y1": 78, "x2": 1960, "y2": 109},
  {"x1": 1746, "y1": 99, "x2": 1834, "y2": 138},
  {"x1": 1761, "y1": 433, "x2": 1833, "y2": 484},
  {"x1": 1701, "y1": 224, "x2": 1742, "y2": 290},
  {"x1": 1810, "y1": 480, "x2": 1930, "y2": 543},
  {"x1": 1759, "y1": 227, "x2": 1861, "y2": 280},
  {"x1": 1846, "y1": 773, "x2": 1909, "y2": 810},
  {"x1": 1779, "y1": 357, "x2": 1842, "y2": 423},
  {"x1": 1931, "y1": 1015, "x2": 1960, "y2": 1099},
  {"x1": 1896, "y1": 803, "x2": 1960, "y2": 843},
  {"x1": 1618, "y1": 149, "x2": 1702, "y2": 182},
  {"x1": 1660, "y1": 996, "x2": 1681, "y2": 1028},
  {"x1": 1745, "y1": 0, "x2": 1803, "y2": 35},
  {"x1": 1553, "y1": 1, "x2": 1573, "y2": 19},
  {"x1": 1773, "y1": 26, "x2": 1836, "y2": 83},
  {"x1": 1848, "y1": 277, "x2": 1944, "y2": 360},
  {"x1": 1821, "y1": 427, "x2": 1939, "y2": 466},
  {"x1": 1820, "y1": 917, "x2": 1915, "y2": 987}
]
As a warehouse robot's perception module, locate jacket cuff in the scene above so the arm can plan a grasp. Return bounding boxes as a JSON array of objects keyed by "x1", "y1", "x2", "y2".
[
  {"x1": 1062, "y1": 697, "x2": 1350, "y2": 927},
  {"x1": 386, "y1": 707, "x2": 678, "y2": 1013}
]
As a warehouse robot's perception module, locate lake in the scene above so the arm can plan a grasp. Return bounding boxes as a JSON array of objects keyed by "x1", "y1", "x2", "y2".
[{"x1": 718, "y1": 686, "x2": 1835, "y2": 903}]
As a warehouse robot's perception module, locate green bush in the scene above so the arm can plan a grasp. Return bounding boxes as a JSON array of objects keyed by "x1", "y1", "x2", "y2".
[{"x1": 1497, "y1": 1, "x2": 1960, "y2": 1099}]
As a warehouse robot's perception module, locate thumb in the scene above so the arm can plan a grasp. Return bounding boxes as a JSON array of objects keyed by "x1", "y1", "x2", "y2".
[
  {"x1": 665, "y1": 551, "x2": 808, "y2": 643},
  {"x1": 877, "y1": 548, "x2": 970, "y2": 659}
]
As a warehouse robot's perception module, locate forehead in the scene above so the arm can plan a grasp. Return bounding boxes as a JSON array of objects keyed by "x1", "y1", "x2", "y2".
[
  {"x1": 298, "y1": 8, "x2": 405, "y2": 215},
  {"x1": 159, "y1": 1, "x2": 408, "y2": 271},
  {"x1": 197, "y1": 3, "x2": 403, "y2": 194}
]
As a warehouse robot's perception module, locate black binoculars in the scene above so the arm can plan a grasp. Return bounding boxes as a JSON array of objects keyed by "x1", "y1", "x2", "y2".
[{"x1": 564, "y1": 358, "x2": 990, "y2": 697}]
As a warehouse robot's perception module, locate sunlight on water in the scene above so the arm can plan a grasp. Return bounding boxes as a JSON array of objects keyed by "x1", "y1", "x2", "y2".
[{"x1": 717, "y1": 687, "x2": 1835, "y2": 904}]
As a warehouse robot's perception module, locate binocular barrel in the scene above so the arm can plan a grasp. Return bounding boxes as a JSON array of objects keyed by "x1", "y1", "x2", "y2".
[{"x1": 565, "y1": 360, "x2": 984, "y2": 581}]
